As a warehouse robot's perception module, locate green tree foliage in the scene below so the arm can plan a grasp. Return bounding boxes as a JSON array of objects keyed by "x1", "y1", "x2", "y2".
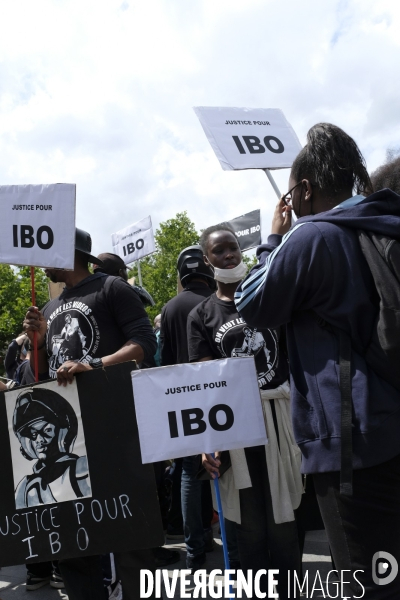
[
  {"x1": 242, "y1": 253, "x2": 258, "y2": 271},
  {"x1": 0, "y1": 266, "x2": 48, "y2": 374},
  {"x1": 129, "y1": 212, "x2": 200, "y2": 321}
]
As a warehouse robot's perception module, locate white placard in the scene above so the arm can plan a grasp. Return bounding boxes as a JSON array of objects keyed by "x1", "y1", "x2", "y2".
[
  {"x1": 0, "y1": 184, "x2": 76, "y2": 269},
  {"x1": 194, "y1": 106, "x2": 302, "y2": 171},
  {"x1": 132, "y1": 357, "x2": 267, "y2": 464},
  {"x1": 112, "y1": 216, "x2": 155, "y2": 265}
]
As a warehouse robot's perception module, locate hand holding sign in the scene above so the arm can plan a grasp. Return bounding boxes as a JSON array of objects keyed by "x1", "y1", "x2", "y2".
[
  {"x1": 0, "y1": 364, "x2": 163, "y2": 567},
  {"x1": 23, "y1": 306, "x2": 47, "y2": 348},
  {"x1": 132, "y1": 357, "x2": 267, "y2": 463},
  {"x1": 202, "y1": 451, "x2": 221, "y2": 479},
  {"x1": 56, "y1": 361, "x2": 93, "y2": 387}
]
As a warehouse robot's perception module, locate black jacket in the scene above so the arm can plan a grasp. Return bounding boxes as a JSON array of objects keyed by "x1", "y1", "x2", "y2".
[{"x1": 160, "y1": 282, "x2": 213, "y2": 365}]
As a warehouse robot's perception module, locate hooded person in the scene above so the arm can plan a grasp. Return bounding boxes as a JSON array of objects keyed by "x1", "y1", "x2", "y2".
[
  {"x1": 234, "y1": 123, "x2": 400, "y2": 599},
  {"x1": 13, "y1": 387, "x2": 90, "y2": 509}
]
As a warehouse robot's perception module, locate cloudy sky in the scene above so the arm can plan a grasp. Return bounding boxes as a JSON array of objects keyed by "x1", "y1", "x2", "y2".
[{"x1": 1, "y1": 0, "x2": 399, "y2": 255}]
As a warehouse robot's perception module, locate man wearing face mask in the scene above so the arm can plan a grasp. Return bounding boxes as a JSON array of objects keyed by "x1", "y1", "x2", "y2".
[{"x1": 187, "y1": 224, "x2": 302, "y2": 600}]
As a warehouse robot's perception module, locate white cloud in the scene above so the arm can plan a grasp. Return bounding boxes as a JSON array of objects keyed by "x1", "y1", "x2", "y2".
[{"x1": 0, "y1": 0, "x2": 399, "y2": 256}]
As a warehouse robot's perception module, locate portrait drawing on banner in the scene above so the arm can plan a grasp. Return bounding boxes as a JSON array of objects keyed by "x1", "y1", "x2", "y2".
[{"x1": 6, "y1": 382, "x2": 92, "y2": 509}]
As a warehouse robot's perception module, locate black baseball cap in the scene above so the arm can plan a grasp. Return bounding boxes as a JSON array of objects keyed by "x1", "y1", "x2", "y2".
[
  {"x1": 75, "y1": 228, "x2": 103, "y2": 266},
  {"x1": 93, "y1": 253, "x2": 127, "y2": 275}
]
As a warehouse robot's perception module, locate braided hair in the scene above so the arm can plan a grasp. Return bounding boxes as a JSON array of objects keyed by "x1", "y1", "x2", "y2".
[{"x1": 291, "y1": 123, "x2": 372, "y2": 198}]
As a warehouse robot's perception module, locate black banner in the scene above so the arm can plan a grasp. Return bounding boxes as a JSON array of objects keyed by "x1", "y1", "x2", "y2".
[
  {"x1": 0, "y1": 363, "x2": 164, "y2": 566},
  {"x1": 227, "y1": 209, "x2": 261, "y2": 251}
]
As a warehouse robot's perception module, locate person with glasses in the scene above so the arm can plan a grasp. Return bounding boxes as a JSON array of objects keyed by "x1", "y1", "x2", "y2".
[{"x1": 235, "y1": 123, "x2": 400, "y2": 599}]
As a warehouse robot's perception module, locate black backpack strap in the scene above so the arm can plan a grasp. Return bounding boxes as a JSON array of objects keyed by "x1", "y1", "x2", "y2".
[{"x1": 339, "y1": 330, "x2": 353, "y2": 496}]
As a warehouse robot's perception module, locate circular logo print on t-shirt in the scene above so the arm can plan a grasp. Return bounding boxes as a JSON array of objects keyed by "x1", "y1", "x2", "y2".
[
  {"x1": 215, "y1": 317, "x2": 278, "y2": 387},
  {"x1": 46, "y1": 302, "x2": 100, "y2": 378}
]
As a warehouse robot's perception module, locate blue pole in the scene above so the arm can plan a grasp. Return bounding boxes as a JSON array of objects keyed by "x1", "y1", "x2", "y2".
[{"x1": 212, "y1": 454, "x2": 234, "y2": 597}]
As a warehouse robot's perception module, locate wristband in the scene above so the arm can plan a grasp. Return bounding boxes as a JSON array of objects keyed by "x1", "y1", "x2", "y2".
[{"x1": 89, "y1": 357, "x2": 104, "y2": 369}]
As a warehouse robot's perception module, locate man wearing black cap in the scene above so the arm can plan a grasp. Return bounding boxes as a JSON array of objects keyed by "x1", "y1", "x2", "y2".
[
  {"x1": 160, "y1": 245, "x2": 215, "y2": 570},
  {"x1": 24, "y1": 228, "x2": 155, "y2": 381},
  {"x1": 23, "y1": 228, "x2": 158, "y2": 599},
  {"x1": 93, "y1": 252, "x2": 128, "y2": 281}
]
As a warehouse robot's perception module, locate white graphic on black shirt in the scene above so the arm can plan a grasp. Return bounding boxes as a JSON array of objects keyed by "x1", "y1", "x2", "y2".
[
  {"x1": 47, "y1": 302, "x2": 100, "y2": 378},
  {"x1": 214, "y1": 318, "x2": 278, "y2": 388}
]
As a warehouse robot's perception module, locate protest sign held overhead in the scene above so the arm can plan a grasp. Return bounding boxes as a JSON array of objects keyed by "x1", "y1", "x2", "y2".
[
  {"x1": 227, "y1": 209, "x2": 261, "y2": 251},
  {"x1": 112, "y1": 216, "x2": 155, "y2": 264},
  {"x1": 132, "y1": 357, "x2": 267, "y2": 464},
  {"x1": 0, "y1": 363, "x2": 163, "y2": 567},
  {"x1": 0, "y1": 184, "x2": 76, "y2": 269},
  {"x1": 194, "y1": 107, "x2": 302, "y2": 170}
]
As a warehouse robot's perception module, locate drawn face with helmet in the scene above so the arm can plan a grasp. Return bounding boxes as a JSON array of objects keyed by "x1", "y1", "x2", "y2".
[
  {"x1": 12, "y1": 388, "x2": 91, "y2": 509},
  {"x1": 13, "y1": 388, "x2": 78, "y2": 464}
]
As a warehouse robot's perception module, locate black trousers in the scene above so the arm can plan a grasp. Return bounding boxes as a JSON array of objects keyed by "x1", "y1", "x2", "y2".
[
  {"x1": 236, "y1": 448, "x2": 301, "y2": 600},
  {"x1": 168, "y1": 457, "x2": 183, "y2": 530},
  {"x1": 59, "y1": 549, "x2": 156, "y2": 600},
  {"x1": 26, "y1": 561, "x2": 57, "y2": 577},
  {"x1": 313, "y1": 453, "x2": 400, "y2": 599}
]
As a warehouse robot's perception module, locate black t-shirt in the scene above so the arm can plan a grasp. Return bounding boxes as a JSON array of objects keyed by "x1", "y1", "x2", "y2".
[
  {"x1": 160, "y1": 282, "x2": 213, "y2": 366},
  {"x1": 42, "y1": 273, "x2": 155, "y2": 378},
  {"x1": 187, "y1": 293, "x2": 288, "y2": 390}
]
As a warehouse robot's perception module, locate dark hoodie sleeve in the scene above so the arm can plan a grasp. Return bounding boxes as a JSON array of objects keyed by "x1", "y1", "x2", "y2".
[
  {"x1": 160, "y1": 306, "x2": 174, "y2": 366},
  {"x1": 234, "y1": 223, "x2": 334, "y2": 329},
  {"x1": 5, "y1": 340, "x2": 20, "y2": 379},
  {"x1": 106, "y1": 278, "x2": 157, "y2": 361}
]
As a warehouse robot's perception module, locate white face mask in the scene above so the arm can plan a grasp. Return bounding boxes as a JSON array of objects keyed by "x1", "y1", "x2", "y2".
[{"x1": 209, "y1": 260, "x2": 247, "y2": 284}]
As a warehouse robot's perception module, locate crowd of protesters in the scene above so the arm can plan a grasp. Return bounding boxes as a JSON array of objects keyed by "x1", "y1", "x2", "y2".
[{"x1": 1, "y1": 122, "x2": 400, "y2": 599}]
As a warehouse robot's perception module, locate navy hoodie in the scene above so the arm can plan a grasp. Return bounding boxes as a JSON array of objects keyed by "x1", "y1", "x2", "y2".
[{"x1": 235, "y1": 189, "x2": 400, "y2": 474}]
